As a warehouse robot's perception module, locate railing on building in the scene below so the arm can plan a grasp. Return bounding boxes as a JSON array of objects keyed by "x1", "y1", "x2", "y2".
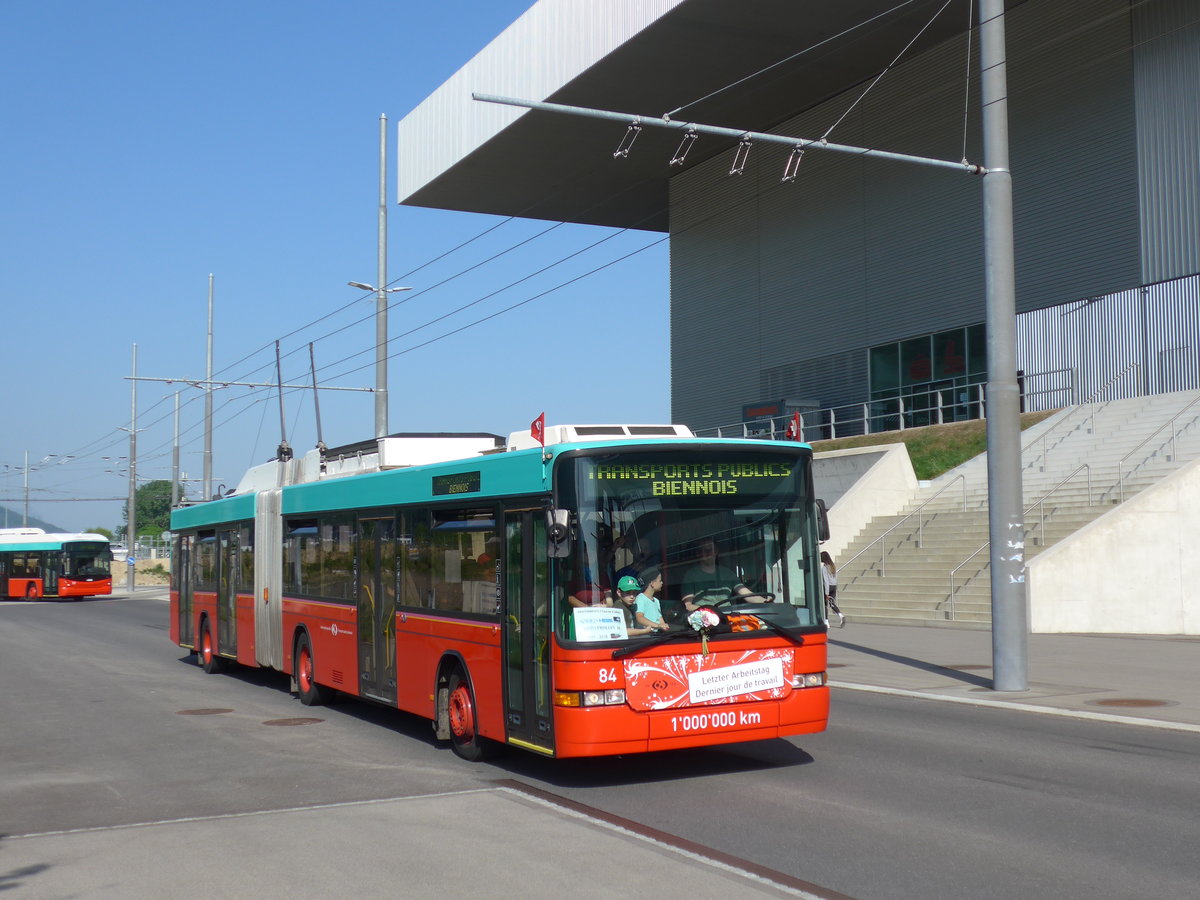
[{"x1": 693, "y1": 367, "x2": 1077, "y2": 443}]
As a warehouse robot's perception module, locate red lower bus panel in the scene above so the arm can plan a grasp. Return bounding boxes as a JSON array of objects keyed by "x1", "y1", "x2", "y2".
[
  {"x1": 56, "y1": 578, "x2": 112, "y2": 598},
  {"x1": 191, "y1": 591, "x2": 218, "y2": 654},
  {"x1": 235, "y1": 592, "x2": 257, "y2": 666},
  {"x1": 394, "y1": 612, "x2": 504, "y2": 736},
  {"x1": 282, "y1": 599, "x2": 360, "y2": 695}
]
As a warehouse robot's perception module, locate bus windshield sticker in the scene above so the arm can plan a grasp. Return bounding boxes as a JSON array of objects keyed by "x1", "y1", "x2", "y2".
[
  {"x1": 432, "y1": 471, "x2": 481, "y2": 496},
  {"x1": 572, "y1": 607, "x2": 628, "y2": 642}
]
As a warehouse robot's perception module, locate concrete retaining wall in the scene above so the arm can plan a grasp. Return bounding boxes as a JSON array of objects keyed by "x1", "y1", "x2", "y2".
[
  {"x1": 1028, "y1": 457, "x2": 1200, "y2": 634},
  {"x1": 813, "y1": 444, "x2": 918, "y2": 561}
]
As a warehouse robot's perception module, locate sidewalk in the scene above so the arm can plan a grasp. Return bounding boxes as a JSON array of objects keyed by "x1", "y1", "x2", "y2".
[{"x1": 827, "y1": 622, "x2": 1200, "y2": 732}]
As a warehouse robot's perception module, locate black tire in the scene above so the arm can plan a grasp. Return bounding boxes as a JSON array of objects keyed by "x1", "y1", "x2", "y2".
[
  {"x1": 25, "y1": 583, "x2": 37, "y2": 600},
  {"x1": 198, "y1": 619, "x2": 224, "y2": 674},
  {"x1": 445, "y1": 670, "x2": 501, "y2": 762},
  {"x1": 295, "y1": 632, "x2": 334, "y2": 706}
]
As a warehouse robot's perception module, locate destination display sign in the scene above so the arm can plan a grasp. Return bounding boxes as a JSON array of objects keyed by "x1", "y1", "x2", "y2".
[
  {"x1": 432, "y1": 471, "x2": 481, "y2": 496},
  {"x1": 585, "y1": 460, "x2": 793, "y2": 497}
]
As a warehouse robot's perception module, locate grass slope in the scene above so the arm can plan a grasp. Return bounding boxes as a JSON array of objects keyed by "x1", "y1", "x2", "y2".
[{"x1": 810, "y1": 410, "x2": 1058, "y2": 481}]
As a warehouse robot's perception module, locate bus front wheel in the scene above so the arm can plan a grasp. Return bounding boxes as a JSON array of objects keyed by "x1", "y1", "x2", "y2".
[
  {"x1": 198, "y1": 620, "x2": 224, "y2": 674},
  {"x1": 446, "y1": 670, "x2": 500, "y2": 762},
  {"x1": 295, "y1": 632, "x2": 333, "y2": 706}
]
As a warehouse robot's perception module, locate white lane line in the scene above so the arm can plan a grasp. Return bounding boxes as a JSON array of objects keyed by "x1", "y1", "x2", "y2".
[{"x1": 832, "y1": 681, "x2": 1200, "y2": 734}]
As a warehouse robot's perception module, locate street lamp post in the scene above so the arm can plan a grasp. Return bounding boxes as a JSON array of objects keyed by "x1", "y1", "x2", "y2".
[
  {"x1": 347, "y1": 113, "x2": 415, "y2": 440},
  {"x1": 347, "y1": 280, "x2": 410, "y2": 438},
  {"x1": 128, "y1": 344, "x2": 137, "y2": 594}
]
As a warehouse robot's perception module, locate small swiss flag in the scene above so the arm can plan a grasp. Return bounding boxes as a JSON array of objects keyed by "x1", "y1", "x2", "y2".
[
  {"x1": 531, "y1": 412, "x2": 546, "y2": 447},
  {"x1": 785, "y1": 411, "x2": 802, "y2": 441}
]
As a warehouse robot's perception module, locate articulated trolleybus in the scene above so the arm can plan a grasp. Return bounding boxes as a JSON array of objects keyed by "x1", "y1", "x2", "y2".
[
  {"x1": 169, "y1": 423, "x2": 830, "y2": 760},
  {"x1": 0, "y1": 528, "x2": 113, "y2": 599}
]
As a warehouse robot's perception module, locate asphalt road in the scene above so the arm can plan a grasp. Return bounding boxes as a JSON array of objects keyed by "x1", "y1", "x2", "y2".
[{"x1": 2, "y1": 592, "x2": 1197, "y2": 899}]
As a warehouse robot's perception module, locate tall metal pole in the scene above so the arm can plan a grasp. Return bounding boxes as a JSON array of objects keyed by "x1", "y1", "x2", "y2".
[
  {"x1": 979, "y1": 0, "x2": 1027, "y2": 690},
  {"x1": 375, "y1": 113, "x2": 389, "y2": 439},
  {"x1": 171, "y1": 391, "x2": 181, "y2": 508},
  {"x1": 22, "y1": 450, "x2": 29, "y2": 527},
  {"x1": 204, "y1": 274, "x2": 214, "y2": 501},
  {"x1": 128, "y1": 344, "x2": 138, "y2": 594}
]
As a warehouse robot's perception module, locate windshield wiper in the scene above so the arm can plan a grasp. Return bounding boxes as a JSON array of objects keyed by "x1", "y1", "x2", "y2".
[
  {"x1": 610, "y1": 617, "x2": 804, "y2": 659},
  {"x1": 611, "y1": 628, "x2": 698, "y2": 659}
]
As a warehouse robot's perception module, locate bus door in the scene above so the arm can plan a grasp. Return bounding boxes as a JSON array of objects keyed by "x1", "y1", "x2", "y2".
[
  {"x1": 502, "y1": 508, "x2": 553, "y2": 753},
  {"x1": 177, "y1": 536, "x2": 194, "y2": 647},
  {"x1": 357, "y1": 516, "x2": 397, "y2": 704},
  {"x1": 44, "y1": 554, "x2": 61, "y2": 596},
  {"x1": 217, "y1": 529, "x2": 237, "y2": 656}
]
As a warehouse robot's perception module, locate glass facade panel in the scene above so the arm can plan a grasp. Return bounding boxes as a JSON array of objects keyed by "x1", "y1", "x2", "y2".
[{"x1": 869, "y1": 325, "x2": 988, "y2": 427}]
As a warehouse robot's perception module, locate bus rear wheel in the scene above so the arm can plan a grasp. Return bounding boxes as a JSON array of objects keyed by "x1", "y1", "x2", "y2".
[
  {"x1": 198, "y1": 620, "x2": 224, "y2": 674},
  {"x1": 295, "y1": 632, "x2": 333, "y2": 706},
  {"x1": 446, "y1": 670, "x2": 500, "y2": 762},
  {"x1": 25, "y1": 583, "x2": 37, "y2": 600}
]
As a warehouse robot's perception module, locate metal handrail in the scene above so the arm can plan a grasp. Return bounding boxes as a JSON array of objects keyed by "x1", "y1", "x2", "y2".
[
  {"x1": 947, "y1": 462, "x2": 1093, "y2": 616},
  {"x1": 1116, "y1": 392, "x2": 1200, "y2": 502},
  {"x1": 1021, "y1": 362, "x2": 1141, "y2": 474},
  {"x1": 840, "y1": 474, "x2": 967, "y2": 578}
]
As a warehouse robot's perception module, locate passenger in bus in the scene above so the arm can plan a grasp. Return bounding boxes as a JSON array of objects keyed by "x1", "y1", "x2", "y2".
[
  {"x1": 615, "y1": 575, "x2": 655, "y2": 636},
  {"x1": 681, "y1": 538, "x2": 752, "y2": 609},
  {"x1": 568, "y1": 583, "x2": 612, "y2": 607},
  {"x1": 633, "y1": 567, "x2": 670, "y2": 632}
]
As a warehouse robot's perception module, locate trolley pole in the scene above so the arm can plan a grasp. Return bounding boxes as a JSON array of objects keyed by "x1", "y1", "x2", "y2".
[
  {"x1": 980, "y1": 0, "x2": 1027, "y2": 690},
  {"x1": 127, "y1": 344, "x2": 138, "y2": 594}
]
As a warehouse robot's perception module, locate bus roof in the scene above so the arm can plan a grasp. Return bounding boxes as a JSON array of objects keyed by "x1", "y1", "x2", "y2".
[{"x1": 0, "y1": 531, "x2": 110, "y2": 551}]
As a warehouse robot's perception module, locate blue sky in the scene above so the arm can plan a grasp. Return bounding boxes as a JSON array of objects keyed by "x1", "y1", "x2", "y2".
[{"x1": 0, "y1": 1, "x2": 670, "y2": 533}]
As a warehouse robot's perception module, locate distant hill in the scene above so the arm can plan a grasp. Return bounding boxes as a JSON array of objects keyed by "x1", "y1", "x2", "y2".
[{"x1": 0, "y1": 505, "x2": 65, "y2": 533}]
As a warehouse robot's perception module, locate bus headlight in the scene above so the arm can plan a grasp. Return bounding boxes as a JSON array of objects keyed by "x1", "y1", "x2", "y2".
[
  {"x1": 556, "y1": 689, "x2": 627, "y2": 707},
  {"x1": 581, "y1": 689, "x2": 627, "y2": 707},
  {"x1": 791, "y1": 672, "x2": 827, "y2": 688}
]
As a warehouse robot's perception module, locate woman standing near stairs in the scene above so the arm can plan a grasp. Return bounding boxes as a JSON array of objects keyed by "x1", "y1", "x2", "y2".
[{"x1": 822, "y1": 551, "x2": 846, "y2": 628}]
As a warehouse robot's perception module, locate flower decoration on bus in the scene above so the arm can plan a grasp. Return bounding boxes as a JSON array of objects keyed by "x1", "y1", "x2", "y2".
[{"x1": 688, "y1": 607, "x2": 722, "y2": 655}]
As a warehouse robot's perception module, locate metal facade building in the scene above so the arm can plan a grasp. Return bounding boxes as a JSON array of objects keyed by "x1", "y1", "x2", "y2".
[{"x1": 397, "y1": 0, "x2": 1200, "y2": 432}]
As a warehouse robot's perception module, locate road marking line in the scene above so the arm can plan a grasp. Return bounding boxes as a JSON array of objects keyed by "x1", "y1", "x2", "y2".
[{"x1": 832, "y1": 681, "x2": 1200, "y2": 734}]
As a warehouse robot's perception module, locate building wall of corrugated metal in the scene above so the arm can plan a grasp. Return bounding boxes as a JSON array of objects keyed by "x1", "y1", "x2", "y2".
[
  {"x1": 1134, "y1": 0, "x2": 1200, "y2": 283},
  {"x1": 1016, "y1": 274, "x2": 1200, "y2": 406},
  {"x1": 670, "y1": 0, "x2": 1158, "y2": 430}
]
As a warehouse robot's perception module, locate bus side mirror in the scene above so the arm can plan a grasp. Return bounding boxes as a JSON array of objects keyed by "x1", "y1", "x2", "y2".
[
  {"x1": 547, "y1": 509, "x2": 572, "y2": 558},
  {"x1": 815, "y1": 499, "x2": 830, "y2": 543}
]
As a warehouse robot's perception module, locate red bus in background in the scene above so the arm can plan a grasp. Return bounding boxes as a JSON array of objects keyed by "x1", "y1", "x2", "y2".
[{"x1": 0, "y1": 529, "x2": 113, "y2": 599}]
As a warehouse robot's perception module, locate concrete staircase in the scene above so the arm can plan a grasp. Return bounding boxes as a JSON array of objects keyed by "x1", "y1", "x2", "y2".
[{"x1": 834, "y1": 389, "x2": 1200, "y2": 626}]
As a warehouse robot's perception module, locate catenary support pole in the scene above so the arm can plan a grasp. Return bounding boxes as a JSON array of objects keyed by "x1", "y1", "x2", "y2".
[
  {"x1": 204, "y1": 274, "x2": 214, "y2": 501},
  {"x1": 128, "y1": 344, "x2": 138, "y2": 594},
  {"x1": 171, "y1": 391, "x2": 180, "y2": 508},
  {"x1": 375, "y1": 114, "x2": 389, "y2": 439},
  {"x1": 980, "y1": 0, "x2": 1028, "y2": 690}
]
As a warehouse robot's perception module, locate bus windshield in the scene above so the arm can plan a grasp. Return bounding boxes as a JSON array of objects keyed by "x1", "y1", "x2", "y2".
[
  {"x1": 64, "y1": 543, "x2": 113, "y2": 579},
  {"x1": 554, "y1": 449, "x2": 824, "y2": 644}
]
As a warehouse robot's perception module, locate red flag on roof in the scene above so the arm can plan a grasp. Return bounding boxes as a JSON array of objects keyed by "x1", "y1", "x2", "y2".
[
  {"x1": 785, "y1": 410, "x2": 802, "y2": 441},
  {"x1": 531, "y1": 412, "x2": 545, "y2": 447}
]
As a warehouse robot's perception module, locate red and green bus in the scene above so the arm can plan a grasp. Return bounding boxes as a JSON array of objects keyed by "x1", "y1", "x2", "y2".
[
  {"x1": 170, "y1": 424, "x2": 830, "y2": 760},
  {"x1": 0, "y1": 529, "x2": 113, "y2": 599}
]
